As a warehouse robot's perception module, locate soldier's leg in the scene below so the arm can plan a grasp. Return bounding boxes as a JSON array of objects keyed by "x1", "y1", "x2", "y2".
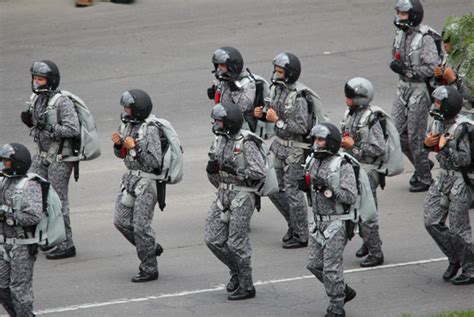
[
  {"x1": 323, "y1": 225, "x2": 348, "y2": 315},
  {"x1": 9, "y1": 246, "x2": 36, "y2": 317},
  {"x1": 306, "y1": 231, "x2": 324, "y2": 282},
  {"x1": 28, "y1": 155, "x2": 48, "y2": 179},
  {"x1": 391, "y1": 86, "x2": 413, "y2": 163},
  {"x1": 114, "y1": 191, "x2": 135, "y2": 246},
  {"x1": 269, "y1": 158, "x2": 291, "y2": 225},
  {"x1": 204, "y1": 199, "x2": 238, "y2": 276},
  {"x1": 448, "y1": 184, "x2": 474, "y2": 278},
  {"x1": 424, "y1": 182, "x2": 458, "y2": 263},
  {"x1": 0, "y1": 247, "x2": 16, "y2": 316},
  {"x1": 133, "y1": 183, "x2": 158, "y2": 275},
  {"x1": 284, "y1": 161, "x2": 308, "y2": 243},
  {"x1": 48, "y1": 161, "x2": 75, "y2": 250},
  {"x1": 227, "y1": 193, "x2": 255, "y2": 290},
  {"x1": 359, "y1": 170, "x2": 383, "y2": 263},
  {"x1": 406, "y1": 88, "x2": 432, "y2": 187}
]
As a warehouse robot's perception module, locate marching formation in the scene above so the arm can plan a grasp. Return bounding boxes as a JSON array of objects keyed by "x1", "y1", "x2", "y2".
[{"x1": 1, "y1": 1, "x2": 473, "y2": 316}]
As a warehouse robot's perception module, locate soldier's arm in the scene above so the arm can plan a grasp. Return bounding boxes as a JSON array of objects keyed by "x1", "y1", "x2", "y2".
[
  {"x1": 281, "y1": 96, "x2": 309, "y2": 136},
  {"x1": 233, "y1": 80, "x2": 256, "y2": 113},
  {"x1": 332, "y1": 161, "x2": 357, "y2": 205},
  {"x1": 359, "y1": 119, "x2": 385, "y2": 159},
  {"x1": 136, "y1": 124, "x2": 162, "y2": 171},
  {"x1": 52, "y1": 96, "x2": 81, "y2": 139},
  {"x1": 14, "y1": 180, "x2": 43, "y2": 226},
  {"x1": 241, "y1": 139, "x2": 266, "y2": 181},
  {"x1": 412, "y1": 35, "x2": 440, "y2": 79}
]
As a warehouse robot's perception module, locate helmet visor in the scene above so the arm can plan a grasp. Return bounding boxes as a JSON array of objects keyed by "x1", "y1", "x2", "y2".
[
  {"x1": 0, "y1": 144, "x2": 15, "y2": 160},
  {"x1": 211, "y1": 103, "x2": 227, "y2": 121},
  {"x1": 395, "y1": 0, "x2": 412, "y2": 12},
  {"x1": 212, "y1": 49, "x2": 230, "y2": 65},
  {"x1": 432, "y1": 86, "x2": 448, "y2": 101},
  {"x1": 310, "y1": 125, "x2": 331, "y2": 139},
  {"x1": 273, "y1": 53, "x2": 290, "y2": 68},
  {"x1": 120, "y1": 91, "x2": 135, "y2": 107},
  {"x1": 31, "y1": 61, "x2": 52, "y2": 76}
]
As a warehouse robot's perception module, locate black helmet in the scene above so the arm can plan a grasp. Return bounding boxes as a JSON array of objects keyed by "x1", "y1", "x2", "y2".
[
  {"x1": 211, "y1": 103, "x2": 243, "y2": 137},
  {"x1": 120, "y1": 89, "x2": 153, "y2": 121},
  {"x1": 394, "y1": 0, "x2": 424, "y2": 30},
  {"x1": 430, "y1": 86, "x2": 463, "y2": 120},
  {"x1": 0, "y1": 143, "x2": 32, "y2": 176},
  {"x1": 30, "y1": 60, "x2": 60, "y2": 93},
  {"x1": 272, "y1": 52, "x2": 301, "y2": 84},
  {"x1": 310, "y1": 122, "x2": 341, "y2": 159},
  {"x1": 211, "y1": 47, "x2": 244, "y2": 81},
  {"x1": 344, "y1": 77, "x2": 374, "y2": 107}
]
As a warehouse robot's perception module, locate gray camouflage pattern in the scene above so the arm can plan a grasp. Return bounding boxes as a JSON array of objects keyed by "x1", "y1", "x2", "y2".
[
  {"x1": 0, "y1": 176, "x2": 42, "y2": 317},
  {"x1": 424, "y1": 120, "x2": 474, "y2": 277},
  {"x1": 205, "y1": 133, "x2": 265, "y2": 289},
  {"x1": 306, "y1": 156, "x2": 357, "y2": 314},
  {"x1": 342, "y1": 105, "x2": 384, "y2": 257},
  {"x1": 269, "y1": 83, "x2": 310, "y2": 241},
  {"x1": 113, "y1": 121, "x2": 162, "y2": 275}
]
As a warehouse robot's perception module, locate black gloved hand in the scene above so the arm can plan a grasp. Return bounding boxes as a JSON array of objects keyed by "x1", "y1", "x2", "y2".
[
  {"x1": 297, "y1": 176, "x2": 309, "y2": 191},
  {"x1": 36, "y1": 121, "x2": 54, "y2": 132},
  {"x1": 207, "y1": 85, "x2": 216, "y2": 100},
  {"x1": 206, "y1": 160, "x2": 219, "y2": 174},
  {"x1": 220, "y1": 160, "x2": 238, "y2": 175},
  {"x1": 390, "y1": 60, "x2": 408, "y2": 75},
  {"x1": 21, "y1": 110, "x2": 34, "y2": 128},
  {"x1": 312, "y1": 176, "x2": 327, "y2": 191}
]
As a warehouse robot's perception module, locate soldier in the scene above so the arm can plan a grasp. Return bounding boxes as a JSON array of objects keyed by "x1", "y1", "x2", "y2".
[
  {"x1": 340, "y1": 77, "x2": 385, "y2": 267},
  {"x1": 204, "y1": 103, "x2": 266, "y2": 300},
  {"x1": 435, "y1": 15, "x2": 474, "y2": 117},
  {"x1": 301, "y1": 122, "x2": 357, "y2": 317},
  {"x1": 20, "y1": 60, "x2": 80, "y2": 259},
  {"x1": 207, "y1": 47, "x2": 257, "y2": 132},
  {"x1": 0, "y1": 143, "x2": 42, "y2": 317},
  {"x1": 423, "y1": 86, "x2": 474, "y2": 285},
  {"x1": 390, "y1": 0, "x2": 440, "y2": 192},
  {"x1": 112, "y1": 89, "x2": 163, "y2": 283},
  {"x1": 254, "y1": 52, "x2": 310, "y2": 248}
]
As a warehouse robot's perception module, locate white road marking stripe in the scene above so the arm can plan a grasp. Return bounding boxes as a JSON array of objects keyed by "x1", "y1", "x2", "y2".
[{"x1": 29, "y1": 257, "x2": 447, "y2": 315}]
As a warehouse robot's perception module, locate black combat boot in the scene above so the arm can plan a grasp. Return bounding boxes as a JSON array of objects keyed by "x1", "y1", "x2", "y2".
[
  {"x1": 344, "y1": 284, "x2": 356, "y2": 303},
  {"x1": 282, "y1": 233, "x2": 308, "y2": 249},
  {"x1": 131, "y1": 271, "x2": 159, "y2": 283},
  {"x1": 46, "y1": 246, "x2": 76, "y2": 260},
  {"x1": 409, "y1": 180, "x2": 430, "y2": 193},
  {"x1": 360, "y1": 254, "x2": 384, "y2": 267},
  {"x1": 228, "y1": 286, "x2": 256, "y2": 300},
  {"x1": 442, "y1": 262, "x2": 460, "y2": 281},
  {"x1": 451, "y1": 273, "x2": 474, "y2": 285},
  {"x1": 325, "y1": 308, "x2": 345, "y2": 317},
  {"x1": 226, "y1": 275, "x2": 239, "y2": 293},
  {"x1": 282, "y1": 228, "x2": 293, "y2": 243},
  {"x1": 155, "y1": 242, "x2": 164, "y2": 256},
  {"x1": 355, "y1": 243, "x2": 368, "y2": 258}
]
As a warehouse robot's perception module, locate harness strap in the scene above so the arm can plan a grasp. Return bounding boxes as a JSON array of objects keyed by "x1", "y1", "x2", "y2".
[
  {"x1": 218, "y1": 183, "x2": 256, "y2": 192},
  {"x1": 314, "y1": 214, "x2": 355, "y2": 222},
  {"x1": 127, "y1": 169, "x2": 165, "y2": 181},
  {"x1": 275, "y1": 136, "x2": 310, "y2": 149}
]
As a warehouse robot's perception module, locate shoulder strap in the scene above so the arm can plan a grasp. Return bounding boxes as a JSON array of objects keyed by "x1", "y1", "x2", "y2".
[{"x1": 48, "y1": 92, "x2": 63, "y2": 108}]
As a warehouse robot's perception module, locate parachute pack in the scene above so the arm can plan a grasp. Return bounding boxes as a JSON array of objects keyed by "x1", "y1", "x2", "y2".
[
  {"x1": 452, "y1": 116, "x2": 474, "y2": 185},
  {"x1": 304, "y1": 152, "x2": 377, "y2": 224},
  {"x1": 2, "y1": 173, "x2": 66, "y2": 247},
  {"x1": 246, "y1": 69, "x2": 274, "y2": 140},
  {"x1": 342, "y1": 105, "x2": 404, "y2": 177}
]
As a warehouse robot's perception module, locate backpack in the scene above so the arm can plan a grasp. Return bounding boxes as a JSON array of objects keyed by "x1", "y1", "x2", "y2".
[
  {"x1": 11, "y1": 173, "x2": 65, "y2": 247},
  {"x1": 246, "y1": 69, "x2": 275, "y2": 140},
  {"x1": 131, "y1": 115, "x2": 184, "y2": 184},
  {"x1": 31, "y1": 90, "x2": 101, "y2": 162},
  {"x1": 453, "y1": 117, "x2": 474, "y2": 185},
  {"x1": 304, "y1": 153, "x2": 377, "y2": 224},
  {"x1": 342, "y1": 105, "x2": 404, "y2": 176},
  {"x1": 226, "y1": 130, "x2": 278, "y2": 196}
]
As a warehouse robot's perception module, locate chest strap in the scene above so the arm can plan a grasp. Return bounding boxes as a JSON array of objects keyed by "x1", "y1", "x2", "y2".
[
  {"x1": 218, "y1": 183, "x2": 256, "y2": 192},
  {"x1": 275, "y1": 136, "x2": 310, "y2": 149},
  {"x1": 127, "y1": 169, "x2": 165, "y2": 180}
]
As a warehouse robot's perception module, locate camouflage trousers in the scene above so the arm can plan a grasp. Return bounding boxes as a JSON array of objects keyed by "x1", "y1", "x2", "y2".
[
  {"x1": 391, "y1": 83, "x2": 432, "y2": 185},
  {"x1": 270, "y1": 156, "x2": 308, "y2": 242},
  {"x1": 0, "y1": 245, "x2": 36, "y2": 317},
  {"x1": 307, "y1": 221, "x2": 348, "y2": 315},
  {"x1": 205, "y1": 189, "x2": 255, "y2": 289},
  {"x1": 30, "y1": 155, "x2": 74, "y2": 251},
  {"x1": 358, "y1": 169, "x2": 383, "y2": 258},
  {"x1": 424, "y1": 175, "x2": 474, "y2": 277},
  {"x1": 114, "y1": 176, "x2": 158, "y2": 275}
]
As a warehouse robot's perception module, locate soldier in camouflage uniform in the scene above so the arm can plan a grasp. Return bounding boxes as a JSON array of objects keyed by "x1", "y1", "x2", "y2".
[
  {"x1": 112, "y1": 89, "x2": 163, "y2": 283},
  {"x1": 254, "y1": 52, "x2": 309, "y2": 248},
  {"x1": 423, "y1": 86, "x2": 474, "y2": 285},
  {"x1": 300, "y1": 123, "x2": 357, "y2": 317},
  {"x1": 0, "y1": 143, "x2": 42, "y2": 317},
  {"x1": 207, "y1": 47, "x2": 257, "y2": 131},
  {"x1": 435, "y1": 15, "x2": 474, "y2": 117},
  {"x1": 390, "y1": 0, "x2": 440, "y2": 192},
  {"x1": 340, "y1": 77, "x2": 385, "y2": 267},
  {"x1": 20, "y1": 60, "x2": 80, "y2": 260},
  {"x1": 205, "y1": 103, "x2": 266, "y2": 300}
]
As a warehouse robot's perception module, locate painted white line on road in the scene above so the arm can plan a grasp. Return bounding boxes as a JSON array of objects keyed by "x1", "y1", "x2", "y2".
[{"x1": 32, "y1": 257, "x2": 447, "y2": 315}]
